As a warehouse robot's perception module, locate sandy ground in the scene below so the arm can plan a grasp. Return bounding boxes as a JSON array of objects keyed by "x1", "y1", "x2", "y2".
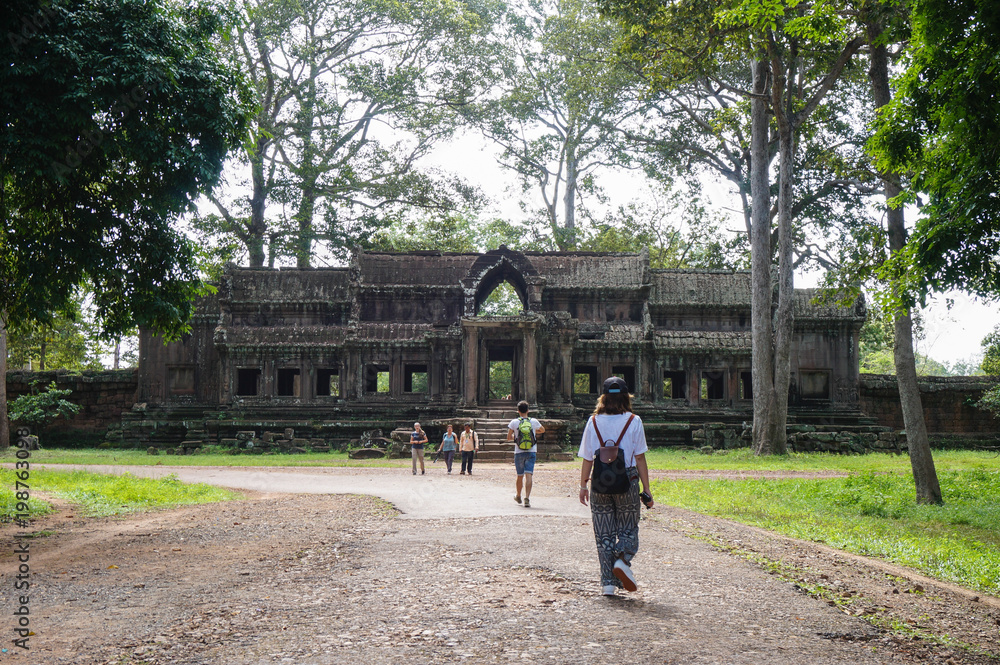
[{"x1": 1, "y1": 463, "x2": 997, "y2": 665}]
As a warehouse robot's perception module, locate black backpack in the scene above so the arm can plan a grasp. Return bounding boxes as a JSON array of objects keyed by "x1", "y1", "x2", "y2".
[{"x1": 590, "y1": 414, "x2": 635, "y2": 494}]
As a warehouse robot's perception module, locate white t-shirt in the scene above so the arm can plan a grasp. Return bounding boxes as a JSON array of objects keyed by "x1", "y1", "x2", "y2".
[
  {"x1": 578, "y1": 412, "x2": 648, "y2": 467},
  {"x1": 508, "y1": 416, "x2": 542, "y2": 453}
]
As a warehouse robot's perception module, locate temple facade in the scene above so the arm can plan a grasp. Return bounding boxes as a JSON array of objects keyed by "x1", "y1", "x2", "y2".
[{"x1": 127, "y1": 247, "x2": 870, "y2": 450}]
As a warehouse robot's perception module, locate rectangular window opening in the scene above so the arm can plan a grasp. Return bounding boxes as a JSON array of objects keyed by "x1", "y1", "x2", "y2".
[
  {"x1": 316, "y1": 368, "x2": 339, "y2": 397},
  {"x1": 236, "y1": 368, "x2": 261, "y2": 396},
  {"x1": 800, "y1": 370, "x2": 831, "y2": 400},
  {"x1": 276, "y1": 368, "x2": 301, "y2": 397},
  {"x1": 700, "y1": 371, "x2": 725, "y2": 400},
  {"x1": 404, "y1": 364, "x2": 429, "y2": 393},
  {"x1": 365, "y1": 365, "x2": 391, "y2": 394},
  {"x1": 663, "y1": 371, "x2": 686, "y2": 399},
  {"x1": 573, "y1": 365, "x2": 599, "y2": 394},
  {"x1": 611, "y1": 366, "x2": 636, "y2": 393},
  {"x1": 739, "y1": 371, "x2": 753, "y2": 400}
]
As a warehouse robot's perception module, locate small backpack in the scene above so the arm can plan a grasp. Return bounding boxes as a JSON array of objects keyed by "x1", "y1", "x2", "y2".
[
  {"x1": 517, "y1": 417, "x2": 536, "y2": 450},
  {"x1": 590, "y1": 414, "x2": 636, "y2": 494}
]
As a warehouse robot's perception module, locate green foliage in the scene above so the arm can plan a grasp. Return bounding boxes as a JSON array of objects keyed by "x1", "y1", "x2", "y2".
[
  {"x1": 652, "y1": 470, "x2": 1000, "y2": 594},
  {"x1": 459, "y1": 0, "x2": 651, "y2": 248},
  {"x1": 0, "y1": 486, "x2": 53, "y2": 520},
  {"x1": 480, "y1": 281, "x2": 524, "y2": 316},
  {"x1": 8, "y1": 383, "x2": 81, "y2": 429},
  {"x1": 975, "y1": 325, "x2": 1000, "y2": 415},
  {"x1": 0, "y1": 0, "x2": 249, "y2": 338},
  {"x1": 869, "y1": 0, "x2": 1000, "y2": 302},
  {"x1": 488, "y1": 359, "x2": 514, "y2": 399},
  {"x1": 0, "y1": 469, "x2": 238, "y2": 517},
  {"x1": 201, "y1": 0, "x2": 495, "y2": 267}
]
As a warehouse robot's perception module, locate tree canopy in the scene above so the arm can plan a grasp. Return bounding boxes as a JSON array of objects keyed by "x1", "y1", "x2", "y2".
[{"x1": 1, "y1": 0, "x2": 249, "y2": 337}]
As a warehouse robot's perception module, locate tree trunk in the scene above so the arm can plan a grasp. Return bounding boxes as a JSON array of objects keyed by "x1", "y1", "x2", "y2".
[
  {"x1": 562, "y1": 137, "x2": 577, "y2": 249},
  {"x1": 113, "y1": 340, "x2": 121, "y2": 370},
  {"x1": 749, "y1": 57, "x2": 781, "y2": 454},
  {"x1": 767, "y1": 52, "x2": 796, "y2": 456},
  {"x1": 1, "y1": 312, "x2": 9, "y2": 449},
  {"x1": 39, "y1": 335, "x2": 46, "y2": 371},
  {"x1": 247, "y1": 133, "x2": 268, "y2": 268},
  {"x1": 868, "y1": 23, "x2": 942, "y2": 504}
]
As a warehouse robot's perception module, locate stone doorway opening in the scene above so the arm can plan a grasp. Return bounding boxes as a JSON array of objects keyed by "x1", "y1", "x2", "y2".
[{"x1": 485, "y1": 343, "x2": 519, "y2": 403}]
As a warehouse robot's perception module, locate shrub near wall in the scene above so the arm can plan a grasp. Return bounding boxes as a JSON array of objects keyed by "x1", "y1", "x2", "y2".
[{"x1": 5, "y1": 369, "x2": 138, "y2": 447}]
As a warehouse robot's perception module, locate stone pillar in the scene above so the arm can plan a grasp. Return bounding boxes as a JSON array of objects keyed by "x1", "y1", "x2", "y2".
[
  {"x1": 524, "y1": 327, "x2": 537, "y2": 405},
  {"x1": 560, "y1": 345, "x2": 573, "y2": 403},
  {"x1": 463, "y1": 326, "x2": 479, "y2": 407}
]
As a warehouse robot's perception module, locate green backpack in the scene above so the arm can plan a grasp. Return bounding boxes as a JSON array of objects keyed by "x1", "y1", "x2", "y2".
[{"x1": 517, "y1": 417, "x2": 536, "y2": 450}]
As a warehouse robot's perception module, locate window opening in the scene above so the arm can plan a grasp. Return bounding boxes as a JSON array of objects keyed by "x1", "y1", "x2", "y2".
[
  {"x1": 276, "y1": 368, "x2": 300, "y2": 397},
  {"x1": 365, "y1": 365, "x2": 391, "y2": 394},
  {"x1": 236, "y1": 368, "x2": 261, "y2": 396},
  {"x1": 611, "y1": 366, "x2": 635, "y2": 393},
  {"x1": 478, "y1": 280, "x2": 524, "y2": 316},
  {"x1": 316, "y1": 368, "x2": 339, "y2": 397},
  {"x1": 739, "y1": 371, "x2": 753, "y2": 400},
  {"x1": 700, "y1": 371, "x2": 725, "y2": 400},
  {"x1": 573, "y1": 366, "x2": 598, "y2": 394},
  {"x1": 404, "y1": 365, "x2": 429, "y2": 393},
  {"x1": 663, "y1": 371, "x2": 686, "y2": 399}
]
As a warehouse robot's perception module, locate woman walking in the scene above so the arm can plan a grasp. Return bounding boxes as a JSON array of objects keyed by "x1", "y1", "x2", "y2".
[
  {"x1": 437, "y1": 424, "x2": 458, "y2": 474},
  {"x1": 578, "y1": 376, "x2": 654, "y2": 596}
]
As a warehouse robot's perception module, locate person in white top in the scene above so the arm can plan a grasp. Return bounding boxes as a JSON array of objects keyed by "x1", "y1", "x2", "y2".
[
  {"x1": 578, "y1": 376, "x2": 654, "y2": 596},
  {"x1": 507, "y1": 400, "x2": 545, "y2": 508}
]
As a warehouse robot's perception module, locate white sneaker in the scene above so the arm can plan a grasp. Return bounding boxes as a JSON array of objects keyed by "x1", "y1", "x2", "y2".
[
  {"x1": 601, "y1": 585, "x2": 617, "y2": 596},
  {"x1": 613, "y1": 559, "x2": 637, "y2": 592}
]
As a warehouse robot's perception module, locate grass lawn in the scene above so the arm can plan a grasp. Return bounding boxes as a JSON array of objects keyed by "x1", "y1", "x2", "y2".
[
  {"x1": 0, "y1": 468, "x2": 240, "y2": 519},
  {"x1": 652, "y1": 469, "x2": 1000, "y2": 596},
  {"x1": 0, "y1": 447, "x2": 411, "y2": 468},
  {"x1": 643, "y1": 447, "x2": 1000, "y2": 473}
]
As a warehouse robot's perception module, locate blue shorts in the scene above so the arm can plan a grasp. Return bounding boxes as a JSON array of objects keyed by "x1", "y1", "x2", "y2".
[{"x1": 514, "y1": 451, "x2": 536, "y2": 475}]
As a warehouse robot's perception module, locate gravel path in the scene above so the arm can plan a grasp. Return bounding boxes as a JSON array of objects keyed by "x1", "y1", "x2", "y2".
[{"x1": 3, "y1": 464, "x2": 997, "y2": 665}]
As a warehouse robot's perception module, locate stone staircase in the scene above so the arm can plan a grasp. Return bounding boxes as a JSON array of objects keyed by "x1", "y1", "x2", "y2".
[{"x1": 471, "y1": 411, "x2": 574, "y2": 463}]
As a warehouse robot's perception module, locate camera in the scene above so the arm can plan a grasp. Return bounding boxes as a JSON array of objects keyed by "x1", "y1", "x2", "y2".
[{"x1": 639, "y1": 490, "x2": 653, "y2": 508}]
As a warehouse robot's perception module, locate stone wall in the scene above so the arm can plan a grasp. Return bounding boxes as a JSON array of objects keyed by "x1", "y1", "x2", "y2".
[
  {"x1": 5, "y1": 369, "x2": 138, "y2": 446},
  {"x1": 859, "y1": 374, "x2": 1000, "y2": 445}
]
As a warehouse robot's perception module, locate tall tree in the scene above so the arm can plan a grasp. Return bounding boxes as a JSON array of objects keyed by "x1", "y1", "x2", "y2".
[
  {"x1": 863, "y1": 3, "x2": 941, "y2": 504},
  {"x1": 870, "y1": 0, "x2": 1000, "y2": 301},
  {"x1": 603, "y1": 0, "x2": 863, "y2": 454},
  {"x1": 461, "y1": 0, "x2": 651, "y2": 249},
  {"x1": 199, "y1": 0, "x2": 493, "y2": 268},
  {"x1": 1, "y1": 0, "x2": 249, "y2": 446}
]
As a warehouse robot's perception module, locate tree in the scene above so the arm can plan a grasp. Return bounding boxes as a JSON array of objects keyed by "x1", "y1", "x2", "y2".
[
  {"x1": 460, "y1": 0, "x2": 651, "y2": 249},
  {"x1": 1, "y1": 0, "x2": 249, "y2": 446},
  {"x1": 199, "y1": 0, "x2": 493, "y2": 268},
  {"x1": 602, "y1": 0, "x2": 863, "y2": 454},
  {"x1": 864, "y1": 2, "x2": 941, "y2": 504},
  {"x1": 870, "y1": 0, "x2": 1000, "y2": 301}
]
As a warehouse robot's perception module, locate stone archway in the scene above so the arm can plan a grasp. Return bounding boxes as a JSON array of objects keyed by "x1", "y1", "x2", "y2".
[{"x1": 461, "y1": 246, "x2": 544, "y2": 317}]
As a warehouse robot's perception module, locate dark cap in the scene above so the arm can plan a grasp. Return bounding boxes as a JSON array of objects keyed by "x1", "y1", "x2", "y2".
[{"x1": 602, "y1": 376, "x2": 629, "y2": 395}]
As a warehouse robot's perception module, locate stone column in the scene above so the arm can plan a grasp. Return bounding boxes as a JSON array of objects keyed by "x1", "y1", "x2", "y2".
[
  {"x1": 524, "y1": 326, "x2": 537, "y2": 405},
  {"x1": 560, "y1": 345, "x2": 573, "y2": 403},
  {"x1": 463, "y1": 326, "x2": 478, "y2": 407}
]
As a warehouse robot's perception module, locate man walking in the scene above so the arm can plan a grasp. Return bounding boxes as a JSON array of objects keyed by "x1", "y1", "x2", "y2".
[
  {"x1": 507, "y1": 400, "x2": 545, "y2": 508},
  {"x1": 459, "y1": 422, "x2": 479, "y2": 475},
  {"x1": 410, "y1": 422, "x2": 428, "y2": 475}
]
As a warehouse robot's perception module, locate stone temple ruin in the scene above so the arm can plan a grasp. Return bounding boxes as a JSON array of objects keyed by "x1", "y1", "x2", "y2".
[{"x1": 124, "y1": 247, "x2": 896, "y2": 457}]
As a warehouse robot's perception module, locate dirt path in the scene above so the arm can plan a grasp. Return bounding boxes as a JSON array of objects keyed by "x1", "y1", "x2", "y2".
[{"x1": 2, "y1": 465, "x2": 998, "y2": 665}]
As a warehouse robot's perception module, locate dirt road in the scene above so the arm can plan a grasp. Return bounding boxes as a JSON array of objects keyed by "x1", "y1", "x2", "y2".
[{"x1": 3, "y1": 464, "x2": 998, "y2": 664}]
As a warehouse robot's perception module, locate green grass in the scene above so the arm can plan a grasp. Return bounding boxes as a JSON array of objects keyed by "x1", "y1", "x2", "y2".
[
  {"x1": 0, "y1": 447, "x2": 413, "y2": 468},
  {"x1": 652, "y1": 469, "x2": 1000, "y2": 595},
  {"x1": 644, "y1": 447, "x2": 1000, "y2": 473},
  {"x1": 0, "y1": 469, "x2": 240, "y2": 518}
]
